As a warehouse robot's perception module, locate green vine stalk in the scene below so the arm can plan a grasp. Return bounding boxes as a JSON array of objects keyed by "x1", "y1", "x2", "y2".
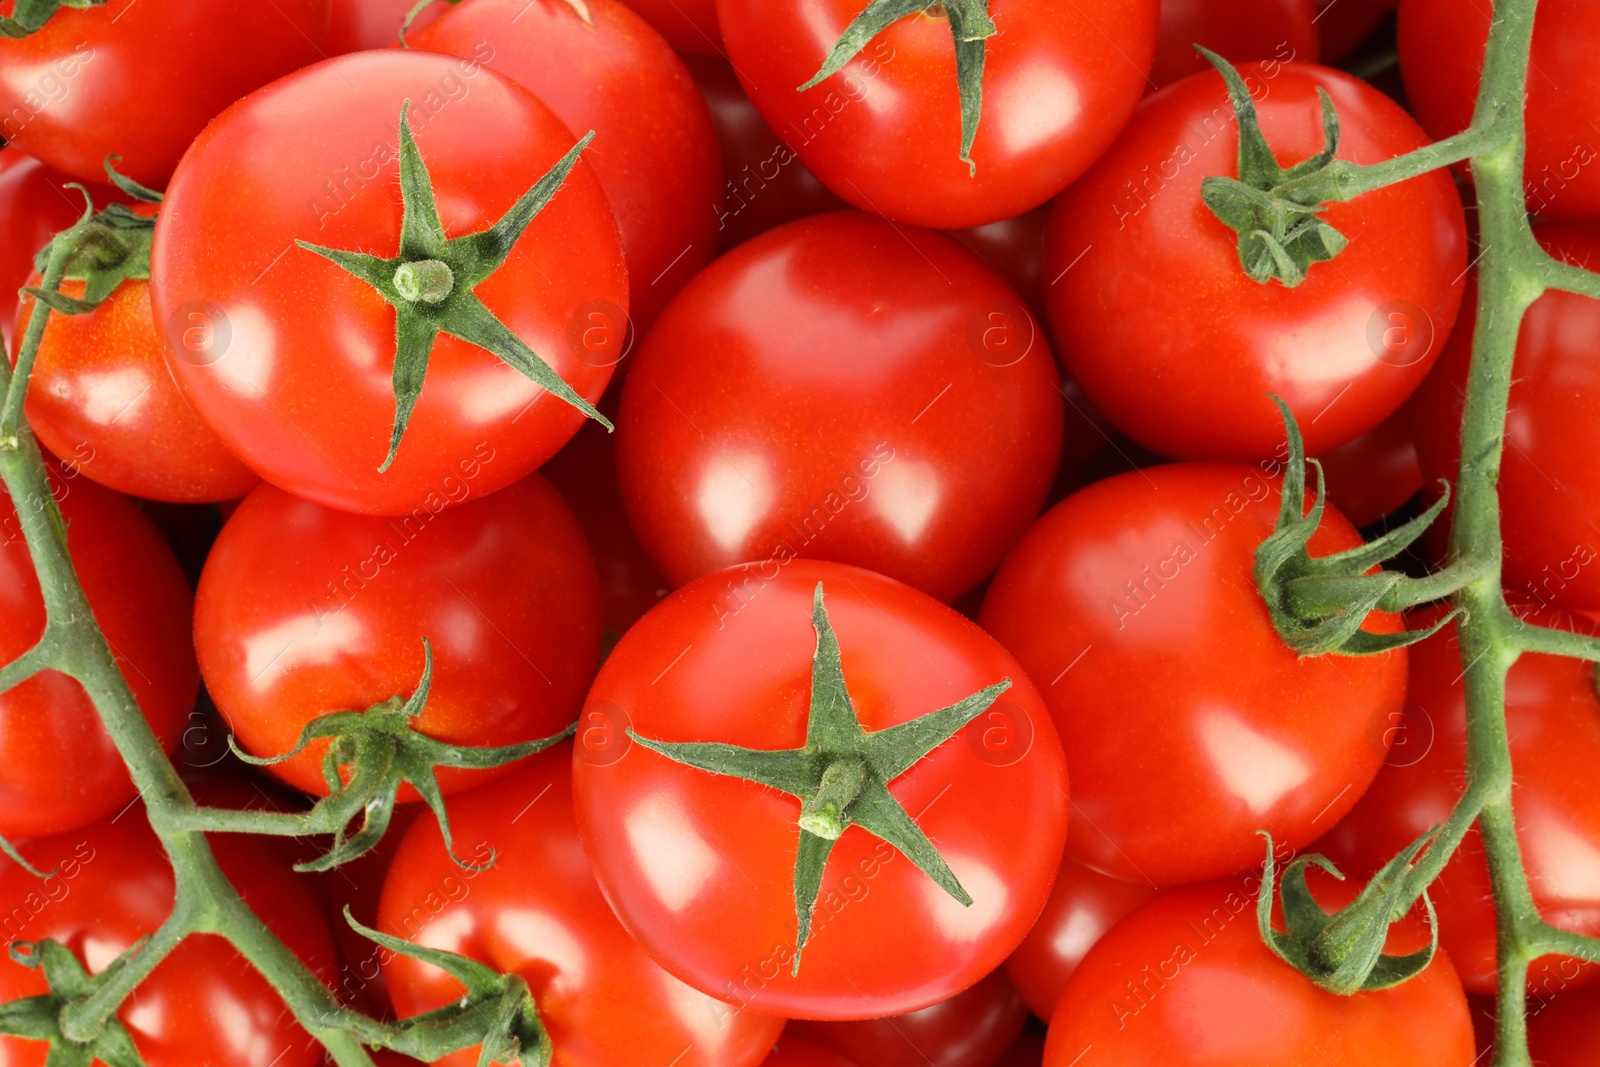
[{"x1": 0, "y1": 0, "x2": 1596, "y2": 1064}]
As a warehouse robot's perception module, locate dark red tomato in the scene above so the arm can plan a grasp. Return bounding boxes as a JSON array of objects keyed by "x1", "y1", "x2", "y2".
[
  {"x1": 193, "y1": 474, "x2": 600, "y2": 798},
  {"x1": 572, "y1": 561, "x2": 1070, "y2": 1018},
  {"x1": 1413, "y1": 222, "x2": 1600, "y2": 612},
  {"x1": 322, "y1": 801, "x2": 422, "y2": 1017},
  {"x1": 617, "y1": 211, "x2": 1064, "y2": 604},
  {"x1": 1150, "y1": 0, "x2": 1318, "y2": 89},
  {"x1": 1401, "y1": 0, "x2": 1600, "y2": 219},
  {"x1": 1315, "y1": 608, "x2": 1600, "y2": 996},
  {"x1": 414, "y1": 0, "x2": 721, "y2": 334},
  {"x1": 1005, "y1": 853, "x2": 1162, "y2": 1018},
  {"x1": 621, "y1": 0, "x2": 721, "y2": 54},
  {"x1": 0, "y1": 151, "x2": 113, "y2": 350},
  {"x1": 764, "y1": 1038, "x2": 857, "y2": 1067},
  {"x1": 980, "y1": 463, "x2": 1407, "y2": 885},
  {"x1": 790, "y1": 968, "x2": 1029, "y2": 1067},
  {"x1": 995, "y1": 1033, "x2": 1045, "y2": 1066},
  {"x1": 716, "y1": 0, "x2": 1160, "y2": 228},
  {"x1": 380, "y1": 744, "x2": 785, "y2": 1067},
  {"x1": 0, "y1": 813, "x2": 338, "y2": 1067},
  {"x1": 1044, "y1": 60, "x2": 1466, "y2": 462},
  {"x1": 327, "y1": 0, "x2": 445, "y2": 52},
  {"x1": 1318, "y1": 396, "x2": 1423, "y2": 528},
  {"x1": 1529, "y1": 985, "x2": 1600, "y2": 1066},
  {"x1": 0, "y1": 465, "x2": 196, "y2": 839},
  {"x1": 152, "y1": 51, "x2": 627, "y2": 516},
  {"x1": 0, "y1": 0, "x2": 328, "y2": 186},
  {"x1": 685, "y1": 55, "x2": 849, "y2": 251},
  {"x1": 15, "y1": 243, "x2": 260, "y2": 503},
  {"x1": 1315, "y1": 0, "x2": 1389, "y2": 64},
  {"x1": 1044, "y1": 875, "x2": 1474, "y2": 1065}
]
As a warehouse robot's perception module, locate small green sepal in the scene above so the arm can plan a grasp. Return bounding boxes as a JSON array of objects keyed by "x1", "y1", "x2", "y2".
[
  {"x1": 101, "y1": 156, "x2": 163, "y2": 205},
  {"x1": 0, "y1": 0, "x2": 104, "y2": 38},
  {"x1": 0, "y1": 940, "x2": 150, "y2": 1067},
  {"x1": 24, "y1": 183, "x2": 155, "y2": 316}
]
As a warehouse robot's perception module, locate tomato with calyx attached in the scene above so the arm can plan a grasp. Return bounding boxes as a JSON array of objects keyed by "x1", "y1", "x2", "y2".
[
  {"x1": 152, "y1": 50, "x2": 627, "y2": 516},
  {"x1": 1043, "y1": 874, "x2": 1475, "y2": 1065},
  {"x1": 572, "y1": 560, "x2": 1069, "y2": 1019},
  {"x1": 0, "y1": 811, "x2": 338, "y2": 1067},
  {"x1": 0, "y1": 464, "x2": 196, "y2": 840},
  {"x1": 715, "y1": 0, "x2": 1160, "y2": 228},
  {"x1": 1529, "y1": 985, "x2": 1600, "y2": 1066},
  {"x1": 618, "y1": 211, "x2": 1063, "y2": 604},
  {"x1": 1400, "y1": 0, "x2": 1600, "y2": 220},
  {"x1": 0, "y1": 0, "x2": 329, "y2": 187},
  {"x1": 979, "y1": 463, "x2": 1407, "y2": 886},
  {"x1": 1044, "y1": 60, "x2": 1466, "y2": 462},
  {"x1": 413, "y1": 0, "x2": 721, "y2": 335},
  {"x1": 380, "y1": 744, "x2": 785, "y2": 1067},
  {"x1": 0, "y1": 151, "x2": 115, "y2": 351},
  {"x1": 1149, "y1": 0, "x2": 1318, "y2": 89},
  {"x1": 194, "y1": 474, "x2": 599, "y2": 798}
]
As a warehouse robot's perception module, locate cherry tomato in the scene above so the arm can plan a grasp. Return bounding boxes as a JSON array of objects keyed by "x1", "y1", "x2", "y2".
[
  {"x1": 715, "y1": 0, "x2": 1160, "y2": 228},
  {"x1": 685, "y1": 55, "x2": 849, "y2": 251},
  {"x1": 1043, "y1": 874, "x2": 1475, "y2": 1065},
  {"x1": 152, "y1": 51, "x2": 627, "y2": 516},
  {"x1": 327, "y1": 0, "x2": 445, "y2": 51},
  {"x1": 1004, "y1": 853, "x2": 1162, "y2": 1018},
  {"x1": 1318, "y1": 397, "x2": 1423, "y2": 528},
  {"x1": 0, "y1": 464, "x2": 196, "y2": 839},
  {"x1": 1400, "y1": 0, "x2": 1600, "y2": 220},
  {"x1": 789, "y1": 967, "x2": 1029, "y2": 1067},
  {"x1": 764, "y1": 1038, "x2": 857, "y2": 1067},
  {"x1": 1043, "y1": 60, "x2": 1466, "y2": 461},
  {"x1": 0, "y1": 0, "x2": 329, "y2": 186},
  {"x1": 979, "y1": 463, "x2": 1407, "y2": 885},
  {"x1": 621, "y1": 0, "x2": 722, "y2": 54},
  {"x1": 0, "y1": 812, "x2": 338, "y2": 1067},
  {"x1": 1413, "y1": 222, "x2": 1600, "y2": 612},
  {"x1": 572, "y1": 560, "x2": 1070, "y2": 1018},
  {"x1": 413, "y1": 0, "x2": 722, "y2": 334},
  {"x1": 0, "y1": 150, "x2": 113, "y2": 351},
  {"x1": 1150, "y1": 0, "x2": 1319, "y2": 89},
  {"x1": 1529, "y1": 985, "x2": 1600, "y2": 1067},
  {"x1": 193, "y1": 474, "x2": 599, "y2": 798},
  {"x1": 1315, "y1": 608, "x2": 1600, "y2": 996},
  {"x1": 379, "y1": 743, "x2": 785, "y2": 1067},
  {"x1": 617, "y1": 211, "x2": 1064, "y2": 604}
]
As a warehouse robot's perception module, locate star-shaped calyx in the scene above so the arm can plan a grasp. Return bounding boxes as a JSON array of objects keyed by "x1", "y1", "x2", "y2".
[
  {"x1": 629, "y1": 582, "x2": 1011, "y2": 973},
  {"x1": 296, "y1": 101, "x2": 611, "y2": 473}
]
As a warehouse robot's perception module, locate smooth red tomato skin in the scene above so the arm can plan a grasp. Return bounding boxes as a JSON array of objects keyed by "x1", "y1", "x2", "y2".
[
  {"x1": 618, "y1": 212, "x2": 1063, "y2": 604},
  {"x1": 715, "y1": 0, "x2": 1160, "y2": 229},
  {"x1": 15, "y1": 272, "x2": 259, "y2": 503},
  {"x1": 1529, "y1": 985, "x2": 1600, "y2": 1066},
  {"x1": 1319, "y1": 397, "x2": 1423, "y2": 529},
  {"x1": 573, "y1": 561, "x2": 1070, "y2": 1019},
  {"x1": 0, "y1": 468, "x2": 195, "y2": 839},
  {"x1": 1414, "y1": 223, "x2": 1600, "y2": 612},
  {"x1": 995, "y1": 1033, "x2": 1045, "y2": 1066},
  {"x1": 152, "y1": 51, "x2": 628, "y2": 516},
  {"x1": 380, "y1": 744, "x2": 785, "y2": 1067},
  {"x1": 790, "y1": 968, "x2": 1029, "y2": 1067},
  {"x1": 1005, "y1": 853, "x2": 1162, "y2": 1019},
  {"x1": 1401, "y1": 0, "x2": 1600, "y2": 219},
  {"x1": 0, "y1": 152, "x2": 112, "y2": 351},
  {"x1": 1150, "y1": 0, "x2": 1318, "y2": 89},
  {"x1": 1315, "y1": 609, "x2": 1600, "y2": 995},
  {"x1": 621, "y1": 0, "x2": 722, "y2": 54},
  {"x1": 0, "y1": 0, "x2": 329, "y2": 186},
  {"x1": 1045, "y1": 61, "x2": 1466, "y2": 462},
  {"x1": 1044, "y1": 878, "x2": 1474, "y2": 1066},
  {"x1": 0, "y1": 815, "x2": 338, "y2": 1067},
  {"x1": 194, "y1": 475, "x2": 600, "y2": 798},
  {"x1": 413, "y1": 0, "x2": 721, "y2": 334},
  {"x1": 327, "y1": 0, "x2": 445, "y2": 51},
  {"x1": 980, "y1": 464, "x2": 1406, "y2": 885},
  {"x1": 1316, "y1": 0, "x2": 1389, "y2": 63}
]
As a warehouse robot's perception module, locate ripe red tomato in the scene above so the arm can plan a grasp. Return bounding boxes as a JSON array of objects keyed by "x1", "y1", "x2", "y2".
[
  {"x1": 1043, "y1": 875, "x2": 1475, "y2": 1065},
  {"x1": 1315, "y1": 608, "x2": 1600, "y2": 996},
  {"x1": 1005, "y1": 853, "x2": 1162, "y2": 1018},
  {"x1": 1400, "y1": 0, "x2": 1600, "y2": 220},
  {"x1": 1318, "y1": 397, "x2": 1423, "y2": 528},
  {"x1": 621, "y1": 0, "x2": 722, "y2": 54},
  {"x1": 321, "y1": 800, "x2": 423, "y2": 1017},
  {"x1": 1043, "y1": 60, "x2": 1466, "y2": 462},
  {"x1": 790, "y1": 967, "x2": 1029, "y2": 1067},
  {"x1": 764, "y1": 1038, "x2": 857, "y2": 1067},
  {"x1": 152, "y1": 51, "x2": 627, "y2": 516},
  {"x1": 1413, "y1": 222, "x2": 1600, "y2": 612},
  {"x1": 715, "y1": 0, "x2": 1160, "y2": 228},
  {"x1": 413, "y1": 0, "x2": 722, "y2": 334},
  {"x1": 1529, "y1": 985, "x2": 1600, "y2": 1066},
  {"x1": 979, "y1": 463, "x2": 1407, "y2": 885},
  {"x1": 379, "y1": 744, "x2": 785, "y2": 1067},
  {"x1": 0, "y1": 0, "x2": 329, "y2": 187},
  {"x1": 0, "y1": 150, "x2": 112, "y2": 351},
  {"x1": 193, "y1": 474, "x2": 599, "y2": 798},
  {"x1": 0, "y1": 812, "x2": 338, "y2": 1067},
  {"x1": 572, "y1": 560, "x2": 1070, "y2": 1018},
  {"x1": 1150, "y1": 0, "x2": 1318, "y2": 89},
  {"x1": 327, "y1": 0, "x2": 445, "y2": 51},
  {"x1": 617, "y1": 211, "x2": 1064, "y2": 604},
  {"x1": 0, "y1": 465, "x2": 196, "y2": 839}
]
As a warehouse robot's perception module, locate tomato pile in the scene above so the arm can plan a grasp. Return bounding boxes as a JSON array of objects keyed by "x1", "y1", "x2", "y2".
[{"x1": 0, "y1": 1, "x2": 1596, "y2": 1066}]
